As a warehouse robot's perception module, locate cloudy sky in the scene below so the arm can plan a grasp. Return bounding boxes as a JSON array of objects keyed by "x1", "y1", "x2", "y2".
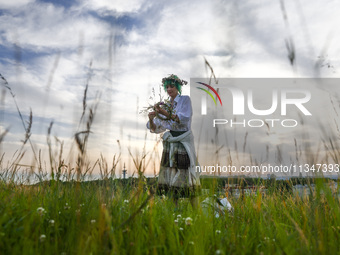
[{"x1": 0, "y1": 0, "x2": 340, "y2": 179}]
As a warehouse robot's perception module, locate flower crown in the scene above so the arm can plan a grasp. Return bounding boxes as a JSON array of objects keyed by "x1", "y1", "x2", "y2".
[{"x1": 162, "y1": 74, "x2": 188, "y2": 86}]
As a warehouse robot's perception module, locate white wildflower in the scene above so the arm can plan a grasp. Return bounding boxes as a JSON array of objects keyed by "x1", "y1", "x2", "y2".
[
  {"x1": 215, "y1": 230, "x2": 221, "y2": 234},
  {"x1": 36, "y1": 207, "x2": 46, "y2": 216},
  {"x1": 189, "y1": 241, "x2": 194, "y2": 245},
  {"x1": 39, "y1": 234, "x2": 46, "y2": 242},
  {"x1": 185, "y1": 217, "x2": 192, "y2": 226},
  {"x1": 179, "y1": 227, "x2": 184, "y2": 231},
  {"x1": 91, "y1": 219, "x2": 96, "y2": 224},
  {"x1": 49, "y1": 220, "x2": 55, "y2": 226}
]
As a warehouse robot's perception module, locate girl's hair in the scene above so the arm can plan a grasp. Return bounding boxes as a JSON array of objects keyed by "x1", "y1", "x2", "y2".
[{"x1": 162, "y1": 74, "x2": 187, "y2": 95}]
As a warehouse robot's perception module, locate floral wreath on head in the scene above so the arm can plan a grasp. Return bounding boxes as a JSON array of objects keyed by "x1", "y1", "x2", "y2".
[{"x1": 162, "y1": 74, "x2": 188, "y2": 95}]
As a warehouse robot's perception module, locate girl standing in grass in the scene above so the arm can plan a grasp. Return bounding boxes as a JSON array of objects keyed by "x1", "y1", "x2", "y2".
[{"x1": 147, "y1": 74, "x2": 200, "y2": 206}]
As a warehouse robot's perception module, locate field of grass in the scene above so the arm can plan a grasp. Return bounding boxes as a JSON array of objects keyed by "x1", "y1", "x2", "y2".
[{"x1": 0, "y1": 177, "x2": 339, "y2": 255}]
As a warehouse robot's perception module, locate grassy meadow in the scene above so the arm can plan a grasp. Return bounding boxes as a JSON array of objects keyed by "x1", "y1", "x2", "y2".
[{"x1": 0, "y1": 177, "x2": 340, "y2": 255}]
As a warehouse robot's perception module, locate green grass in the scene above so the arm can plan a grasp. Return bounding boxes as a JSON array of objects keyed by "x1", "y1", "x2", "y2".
[{"x1": 0, "y1": 178, "x2": 339, "y2": 255}]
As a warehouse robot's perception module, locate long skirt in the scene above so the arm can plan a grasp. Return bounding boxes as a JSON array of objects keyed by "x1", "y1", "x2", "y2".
[{"x1": 157, "y1": 139, "x2": 199, "y2": 198}]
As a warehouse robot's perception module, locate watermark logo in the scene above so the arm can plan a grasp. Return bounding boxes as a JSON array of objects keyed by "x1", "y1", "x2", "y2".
[
  {"x1": 204, "y1": 88, "x2": 311, "y2": 116},
  {"x1": 191, "y1": 79, "x2": 314, "y2": 128},
  {"x1": 196, "y1": 82, "x2": 222, "y2": 115}
]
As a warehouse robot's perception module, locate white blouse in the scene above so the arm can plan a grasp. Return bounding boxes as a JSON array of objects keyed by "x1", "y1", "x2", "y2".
[{"x1": 146, "y1": 94, "x2": 192, "y2": 134}]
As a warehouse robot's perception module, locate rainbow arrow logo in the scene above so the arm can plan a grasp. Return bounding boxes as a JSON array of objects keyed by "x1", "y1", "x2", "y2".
[{"x1": 196, "y1": 82, "x2": 222, "y2": 106}]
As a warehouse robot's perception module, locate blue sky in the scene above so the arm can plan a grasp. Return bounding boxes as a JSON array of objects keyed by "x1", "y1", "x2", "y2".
[{"x1": 1, "y1": 0, "x2": 340, "y2": 178}]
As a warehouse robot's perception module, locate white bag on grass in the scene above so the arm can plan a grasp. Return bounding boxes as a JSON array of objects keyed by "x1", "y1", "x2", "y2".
[{"x1": 201, "y1": 196, "x2": 233, "y2": 218}]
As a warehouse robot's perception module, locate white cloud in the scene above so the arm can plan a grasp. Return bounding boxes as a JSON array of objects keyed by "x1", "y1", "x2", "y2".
[
  {"x1": 0, "y1": 0, "x2": 34, "y2": 9},
  {"x1": 83, "y1": 0, "x2": 146, "y2": 13},
  {"x1": 0, "y1": 3, "x2": 114, "y2": 51}
]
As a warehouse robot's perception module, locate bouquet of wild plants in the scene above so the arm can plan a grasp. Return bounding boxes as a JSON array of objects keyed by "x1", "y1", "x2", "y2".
[{"x1": 140, "y1": 87, "x2": 176, "y2": 121}]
